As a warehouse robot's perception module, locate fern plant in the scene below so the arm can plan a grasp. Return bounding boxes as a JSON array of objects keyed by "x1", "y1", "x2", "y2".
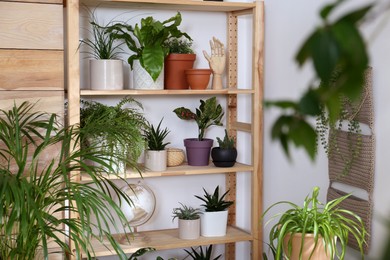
[
  {"x1": 145, "y1": 118, "x2": 170, "y2": 151},
  {"x1": 172, "y1": 203, "x2": 202, "y2": 221},
  {"x1": 195, "y1": 186, "x2": 233, "y2": 212}
]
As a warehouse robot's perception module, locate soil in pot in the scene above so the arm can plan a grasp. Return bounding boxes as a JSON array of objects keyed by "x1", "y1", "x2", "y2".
[
  {"x1": 164, "y1": 54, "x2": 196, "y2": 89},
  {"x1": 185, "y1": 69, "x2": 212, "y2": 90}
]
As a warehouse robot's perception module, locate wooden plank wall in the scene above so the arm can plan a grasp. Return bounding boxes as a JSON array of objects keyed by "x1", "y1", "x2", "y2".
[
  {"x1": 0, "y1": 1, "x2": 65, "y2": 259},
  {"x1": 0, "y1": 0, "x2": 64, "y2": 112}
]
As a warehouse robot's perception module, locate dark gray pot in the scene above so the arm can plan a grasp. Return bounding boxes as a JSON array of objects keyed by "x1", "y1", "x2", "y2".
[{"x1": 211, "y1": 147, "x2": 237, "y2": 167}]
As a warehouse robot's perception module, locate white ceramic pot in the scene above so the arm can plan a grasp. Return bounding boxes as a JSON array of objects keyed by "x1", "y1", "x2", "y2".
[
  {"x1": 133, "y1": 60, "x2": 164, "y2": 90},
  {"x1": 178, "y1": 218, "x2": 200, "y2": 240},
  {"x1": 200, "y1": 210, "x2": 228, "y2": 237},
  {"x1": 90, "y1": 59, "x2": 124, "y2": 90},
  {"x1": 144, "y1": 150, "x2": 167, "y2": 171}
]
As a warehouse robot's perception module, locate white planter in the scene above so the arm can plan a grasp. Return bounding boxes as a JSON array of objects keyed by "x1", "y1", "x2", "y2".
[
  {"x1": 144, "y1": 150, "x2": 167, "y2": 171},
  {"x1": 133, "y1": 60, "x2": 164, "y2": 90},
  {"x1": 200, "y1": 210, "x2": 228, "y2": 237},
  {"x1": 90, "y1": 59, "x2": 124, "y2": 90},
  {"x1": 178, "y1": 218, "x2": 200, "y2": 240}
]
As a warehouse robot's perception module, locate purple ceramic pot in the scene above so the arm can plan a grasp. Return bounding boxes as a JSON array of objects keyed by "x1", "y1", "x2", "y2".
[{"x1": 184, "y1": 138, "x2": 213, "y2": 166}]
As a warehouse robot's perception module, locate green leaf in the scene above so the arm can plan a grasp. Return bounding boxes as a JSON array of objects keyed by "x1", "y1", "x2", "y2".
[{"x1": 298, "y1": 89, "x2": 321, "y2": 116}]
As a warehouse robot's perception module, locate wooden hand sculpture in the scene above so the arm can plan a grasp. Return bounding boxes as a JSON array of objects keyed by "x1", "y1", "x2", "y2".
[{"x1": 203, "y1": 37, "x2": 226, "y2": 90}]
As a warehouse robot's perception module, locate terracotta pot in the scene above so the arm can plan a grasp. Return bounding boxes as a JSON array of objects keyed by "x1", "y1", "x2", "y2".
[
  {"x1": 184, "y1": 138, "x2": 213, "y2": 166},
  {"x1": 164, "y1": 54, "x2": 196, "y2": 90},
  {"x1": 283, "y1": 233, "x2": 332, "y2": 260},
  {"x1": 185, "y1": 69, "x2": 212, "y2": 90}
]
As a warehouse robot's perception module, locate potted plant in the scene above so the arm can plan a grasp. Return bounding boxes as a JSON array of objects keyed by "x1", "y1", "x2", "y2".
[
  {"x1": 262, "y1": 186, "x2": 367, "y2": 260},
  {"x1": 195, "y1": 186, "x2": 234, "y2": 237},
  {"x1": 173, "y1": 96, "x2": 224, "y2": 166},
  {"x1": 0, "y1": 101, "x2": 136, "y2": 259},
  {"x1": 79, "y1": 11, "x2": 124, "y2": 90},
  {"x1": 107, "y1": 12, "x2": 191, "y2": 90},
  {"x1": 80, "y1": 97, "x2": 148, "y2": 173},
  {"x1": 211, "y1": 129, "x2": 237, "y2": 167},
  {"x1": 184, "y1": 245, "x2": 222, "y2": 260},
  {"x1": 163, "y1": 38, "x2": 196, "y2": 90},
  {"x1": 172, "y1": 203, "x2": 202, "y2": 240},
  {"x1": 144, "y1": 118, "x2": 170, "y2": 171}
]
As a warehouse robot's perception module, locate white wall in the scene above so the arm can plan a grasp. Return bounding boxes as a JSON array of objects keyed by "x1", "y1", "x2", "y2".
[{"x1": 263, "y1": 0, "x2": 390, "y2": 259}]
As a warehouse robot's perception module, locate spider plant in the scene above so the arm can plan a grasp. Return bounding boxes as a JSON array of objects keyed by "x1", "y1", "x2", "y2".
[
  {"x1": 262, "y1": 186, "x2": 367, "y2": 260},
  {"x1": 0, "y1": 101, "x2": 136, "y2": 259}
]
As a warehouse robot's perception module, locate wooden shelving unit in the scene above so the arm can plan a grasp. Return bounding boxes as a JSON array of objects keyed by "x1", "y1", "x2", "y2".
[{"x1": 66, "y1": 0, "x2": 264, "y2": 259}]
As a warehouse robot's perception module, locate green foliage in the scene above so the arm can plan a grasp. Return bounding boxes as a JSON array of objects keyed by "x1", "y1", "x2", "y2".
[
  {"x1": 80, "y1": 97, "x2": 147, "y2": 170},
  {"x1": 173, "y1": 97, "x2": 224, "y2": 141},
  {"x1": 262, "y1": 186, "x2": 367, "y2": 260},
  {"x1": 164, "y1": 38, "x2": 194, "y2": 54},
  {"x1": 0, "y1": 101, "x2": 135, "y2": 259},
  {"x1": 172, "y1": 203, "x2": 202, "y2": 221},
  {"x1": 184, "y1": 245, "x2": 221, "y2": 260},
  {"x1": 107, "y1": 12, "x2": 191, "y2": 81},
  {"x1": 79, "y1": 9, "x2": 123, "y2": 59},
  {"x1": 267, "y1": 0, "x2": 372, "y2": 160},
  {"x1": 145, "y1": 118, "x2": 170, "y2": 150},
  {"x1": 195, "y1": 186, "x2": 233, "y2": 212},
  {"x1": 216, "y1": 129, "x2": 235, "y2": 149}
]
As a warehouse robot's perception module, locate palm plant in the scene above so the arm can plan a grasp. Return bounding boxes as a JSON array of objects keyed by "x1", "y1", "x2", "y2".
[{"x1": 0, "y1": 101, "x2": 136, "y2": 259}]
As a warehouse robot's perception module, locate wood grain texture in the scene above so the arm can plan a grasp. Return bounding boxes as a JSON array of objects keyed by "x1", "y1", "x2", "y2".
[
  {"x1": 5, "y1": 0, "x2": 63, "y2": 4},
  {"x1": 0, "y1": 50, "x2": 64, "y2": 90},
  {"x1": 0, "y1": 2, "x2": 63, "y2": 50},
  {"x1": 0, "y1": 90, "x2": 64, "y2": 116}
]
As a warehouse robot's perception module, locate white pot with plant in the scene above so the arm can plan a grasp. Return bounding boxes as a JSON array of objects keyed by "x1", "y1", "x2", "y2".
[
  {"x1": 195, "y1": 186, "x2": 234, "y2": 237},
  {"x1": 144, "y1": 118, "x2": 170, "y2": 171},
  {"x1": 262, "y1": 186, "x2": 367, "y2": 260},
  {"x1": 172, "y1": 203, "x2": 202, "y2": 240},
  {"x1": 80, "y1": 13, "x2": 124, "y2": 90},
  {"x1": 106, "y1": 12, "x2": 191, "y2": 90}
]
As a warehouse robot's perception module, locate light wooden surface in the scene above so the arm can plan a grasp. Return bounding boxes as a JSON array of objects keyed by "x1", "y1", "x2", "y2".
[
  {"x1": 81, "y1": 0, "x2": 255, "y2": 12},
  {"x1": 0, "y1": 50, "x2": 64, "y2": 91},
  {"x1": 0, "y1": 91, "x2": 64, "y2": 116},
  {"x1": 6, "y1": 0, "x2": 63, "y2": 3},
  {"x1": 0, "y1": 2, "x2": 63, "y2": 50},
  {"x1": 90, "y1": 226, "x2": 253, "y2": 257},
  {"x1": 80, "y1": 89, "x2": 254, "y2": 96}
]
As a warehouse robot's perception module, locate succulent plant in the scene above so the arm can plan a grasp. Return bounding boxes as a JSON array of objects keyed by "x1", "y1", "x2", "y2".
[
  {"x1": 195, "y1": 186, "x2": 233, "y2": 212},
  {"x1": 172, "y1": 203, "x2": 202, "y2": 221}
]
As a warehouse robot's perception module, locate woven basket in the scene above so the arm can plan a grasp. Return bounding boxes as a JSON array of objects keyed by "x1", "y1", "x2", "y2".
[{"x1": 167, "y1": 148, "x2": 185, "y2": 167}]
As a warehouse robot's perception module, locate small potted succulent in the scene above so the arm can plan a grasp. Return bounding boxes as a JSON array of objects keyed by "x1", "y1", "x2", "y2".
[
  {"x1": 173, "y1": 97, "x2": 224, "y2": 166},
  {"x1": 164, "y1": 38, "x2": 196, "y2": 90},
  {"x1": 144, "y1": 118, "x2": 170, "y2": 171},
  {"x1": 211, "y1": 129, "x2": 237, "y2": 167},
  {"x1": 262, "y1": 186, "x2": 367, "y2": 260},
  {"x1": 172, "y1": 203, "x2": 202, "y2": 240},
  {"x1": 195, "y1": 186, "x2": 234, "y2": 237},
  {"x1": 107, "y1": 12, "x2": 191, "y2": 89},
  {"x1": 79, "y1": 11, "x2": 124, "y2": 90},
  {"x1": 184, "y1": 245, "x2": 222, "y2": 260}
]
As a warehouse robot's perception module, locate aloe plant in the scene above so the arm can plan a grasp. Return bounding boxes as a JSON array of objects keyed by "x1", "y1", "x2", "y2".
[
  {"x1": 195, "y1": 186, "x2": 233, "y2": 212},
  {"x1": 184, "y1": 245, "x2": 221, "y2": 260},
  {"x1": 216, "y1": 130, "x2": 235, "y2": 149},
  {"x1": 172, "y1": 203, "x2": 202, "y2": 221},
  {"x1": 145, "y1": 118, "x2": 170, "y2": 151},
  {"x1": 0, "y1": 101, "x2": 136, "y2": 259}
]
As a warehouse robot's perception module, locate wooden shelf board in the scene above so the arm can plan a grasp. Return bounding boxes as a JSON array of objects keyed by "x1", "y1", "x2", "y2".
[
  {"x1": 80, "y1": 0, "x2": 256, "y2": 12},
  {"x1": 89, "y1": 226, "x2": 253, "y2": 257},
  {"x1": 81, "y1": 162, "x2": 253, "y2": 181},
  {"x1": 80, "y1": 89, "x2": 254, "y2": 96}
]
